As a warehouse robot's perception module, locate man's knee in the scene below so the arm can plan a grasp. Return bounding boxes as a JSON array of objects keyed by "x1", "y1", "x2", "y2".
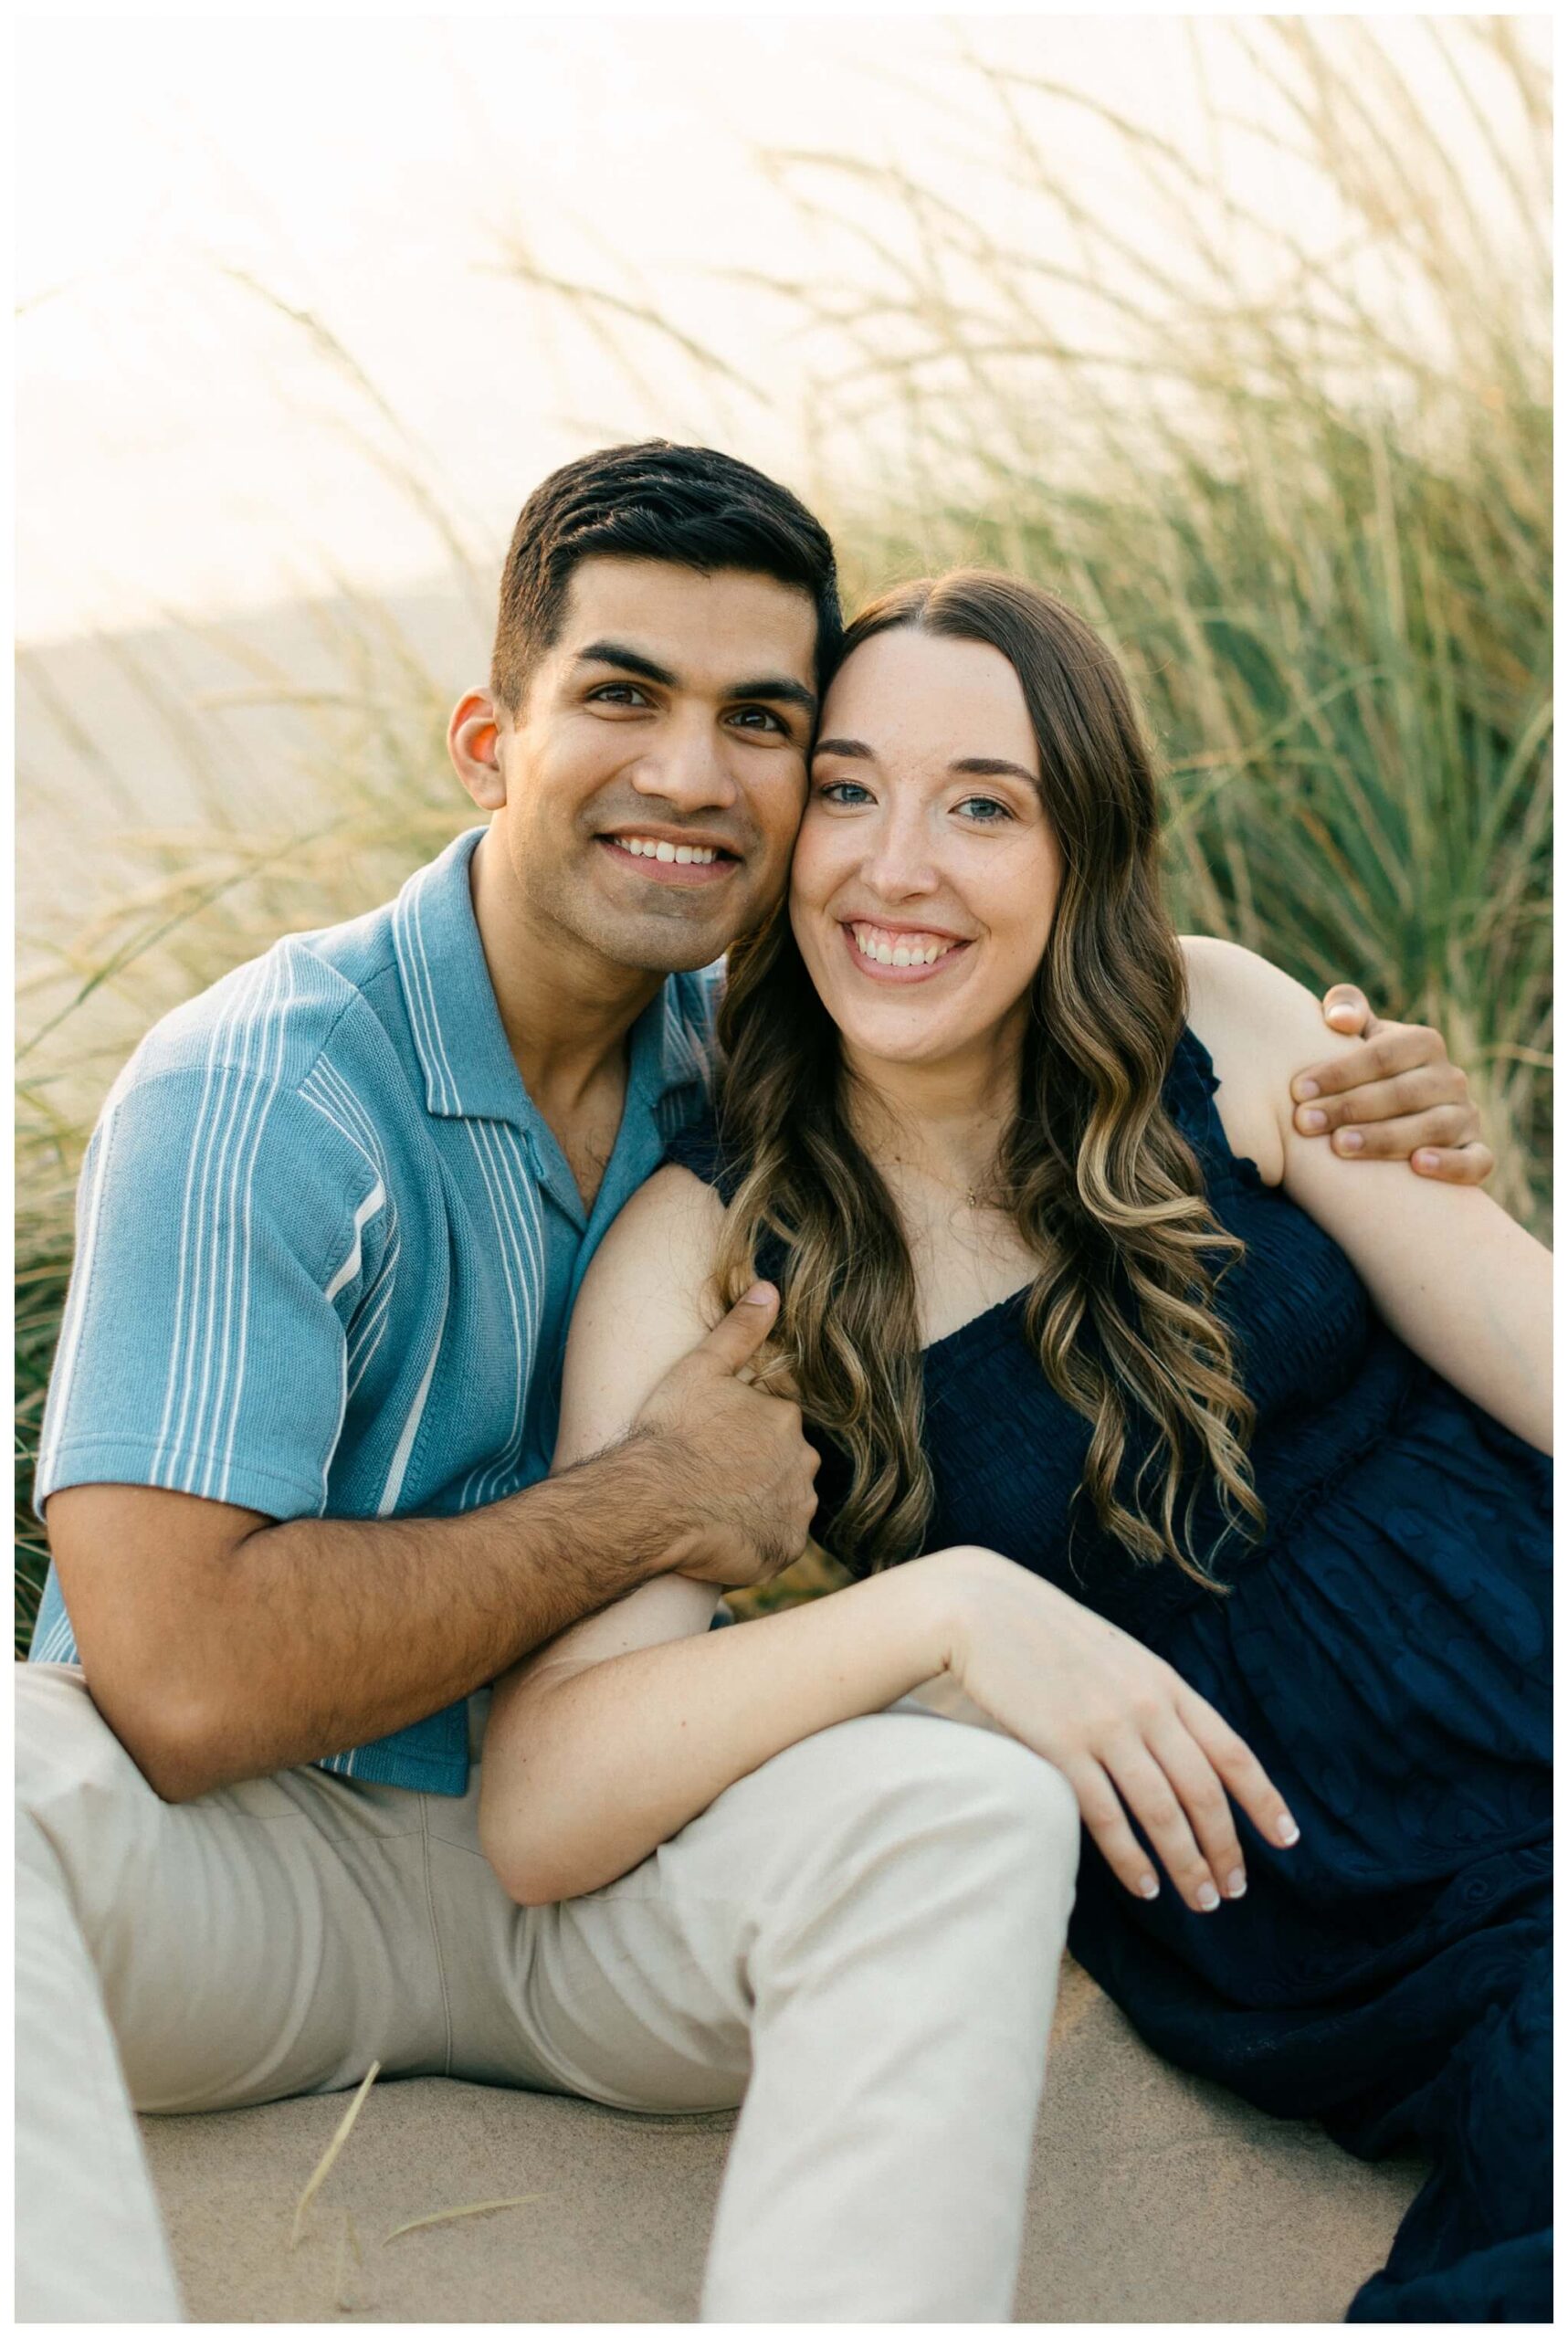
[
  {"x1": 881, "y1": 1714, "x2": 1079, "y2": 1880},
  {"x1": 760, "y1": 1711, "x2": 1081, "y2": 1901},
  {"x1": 16, "y1": 1661, "x2": 169, "y2": 1909},
  {"x1": 19, "y1": 1662, "x2": 110, "y2": 1806}
]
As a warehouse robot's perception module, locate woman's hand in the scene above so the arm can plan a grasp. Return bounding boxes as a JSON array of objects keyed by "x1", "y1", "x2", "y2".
[{"x1": 931, "y1": 1546, "x2": 1300, "y2": 1912}]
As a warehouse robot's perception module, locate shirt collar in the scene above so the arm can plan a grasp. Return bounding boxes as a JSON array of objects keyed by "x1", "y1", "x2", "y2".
[{"x1": 391, "y1": 826, "x2": 714, "y2": 1129}]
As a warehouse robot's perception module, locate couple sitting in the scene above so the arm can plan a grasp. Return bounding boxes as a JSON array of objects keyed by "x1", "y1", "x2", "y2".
[{"x1": 20, "y1": 442, "x2": 1549, "y2": 2323}]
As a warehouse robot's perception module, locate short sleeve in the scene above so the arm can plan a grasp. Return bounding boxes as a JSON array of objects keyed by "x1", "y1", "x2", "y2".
[{"x1": 36, "y1": 1063, "x2": 384, "y2": 1520}]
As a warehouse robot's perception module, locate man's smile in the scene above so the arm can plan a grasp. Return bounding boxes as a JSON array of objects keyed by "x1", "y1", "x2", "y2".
[{"x1": 598, "y1": 826, "x2": 743, "y2": 887}]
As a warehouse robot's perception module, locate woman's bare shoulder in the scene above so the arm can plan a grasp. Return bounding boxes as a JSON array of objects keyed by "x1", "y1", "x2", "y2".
[
  {"x1": 1176, "y1": 935, "x2": 1331, "y2": 1184},
  {"x1": 1180, "y1": 932, "x2": 1292, "y2": 1015},
  {"x1": 605, "y1": 1156, "x2": 729, "y2": 1243},
  {"x1": 583, "y1": 1161, "x2": 729, "y2": 1323},
  {"x1": 555, "y1": 1164, "x2": 731, "y2": 1470}
]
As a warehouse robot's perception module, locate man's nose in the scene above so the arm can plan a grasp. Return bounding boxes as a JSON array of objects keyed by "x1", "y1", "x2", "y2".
[{"x1": 628, "y1": 715, "x2": 738, "y2": 813}]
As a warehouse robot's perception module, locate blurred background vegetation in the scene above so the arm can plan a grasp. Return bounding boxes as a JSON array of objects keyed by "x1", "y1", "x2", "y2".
[{"x1": 16, "y1": 20, "x2": 1551, "y2": 1651}]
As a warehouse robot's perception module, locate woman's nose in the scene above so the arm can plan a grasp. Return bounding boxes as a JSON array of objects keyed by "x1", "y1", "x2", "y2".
[{"x1": 862, "y1": 812, "x2": 940, "y2": 898}]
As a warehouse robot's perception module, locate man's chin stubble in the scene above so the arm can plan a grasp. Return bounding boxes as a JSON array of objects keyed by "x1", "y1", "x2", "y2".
[{"x1": 583, "y1": 898, "x2": 748, "y2": 977}]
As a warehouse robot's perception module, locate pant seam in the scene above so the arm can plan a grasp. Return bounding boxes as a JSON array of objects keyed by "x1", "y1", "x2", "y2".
[{"x1": 417, "y1": 1791, "x2": 457, "y2": 2077}]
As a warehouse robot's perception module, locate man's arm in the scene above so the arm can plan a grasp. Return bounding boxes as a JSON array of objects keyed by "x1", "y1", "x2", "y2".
[
  {"x1": 46, "y1": 1280, "x2": 816, "y2": 1804},
  {"x1": 1295, "y1": 983, "x2": 1494, "y2": 1183},
  {"x1": 37, "y1": 1043, "x2": 816, "y2": 1802}
]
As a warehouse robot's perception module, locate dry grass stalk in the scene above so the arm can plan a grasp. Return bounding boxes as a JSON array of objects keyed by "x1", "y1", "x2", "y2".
[
  {"x1": 331, "y1": 2207, "x2": 367, "y2": 2315},
  {"x1": 383, "y1": 2194, "x2": 544, "y2": 2244},
  {"x1": 289, "y1": 2060, "x2": 382, "y2": 2249}
]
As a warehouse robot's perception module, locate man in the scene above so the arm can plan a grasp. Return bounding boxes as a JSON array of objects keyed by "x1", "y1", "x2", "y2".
[{"x1": 17, "y1": 443, "x2": 1492, "y2": 2322}]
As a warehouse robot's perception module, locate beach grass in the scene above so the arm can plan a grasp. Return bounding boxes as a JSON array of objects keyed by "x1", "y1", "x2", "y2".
[{"x1": 15, "y1": 20, "x2": 1550, "y2": 1651}]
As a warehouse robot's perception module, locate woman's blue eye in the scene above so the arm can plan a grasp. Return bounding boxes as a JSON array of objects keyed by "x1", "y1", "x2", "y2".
[
  {"x1": 818, "y1": 780, "x2": 874, "y2": 806},
  {"x1": 958, "y1": 795, "x2": 1012, "y2": 822}
]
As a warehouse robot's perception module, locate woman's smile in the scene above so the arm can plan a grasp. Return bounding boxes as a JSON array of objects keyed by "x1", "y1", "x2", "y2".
[{"x1": 841, "y1": 918, "x2": 973, "y2": 982}]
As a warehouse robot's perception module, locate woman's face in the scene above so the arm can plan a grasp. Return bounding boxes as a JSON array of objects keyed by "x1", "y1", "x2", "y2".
[{"x1": 789, "y1": 627, "x2": 1063, "y2": 1074}]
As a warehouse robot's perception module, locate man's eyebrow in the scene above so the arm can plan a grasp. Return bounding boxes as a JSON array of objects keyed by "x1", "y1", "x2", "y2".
[
  {"x1": 575, "y1": 641, "x2": 679, "y2": 688},
  {"x1": 731, "y1": 675, "x2": 817, "y2": 719},
  {"x1": 575, "y1": 643, "x2": 816, "y2": 720}
]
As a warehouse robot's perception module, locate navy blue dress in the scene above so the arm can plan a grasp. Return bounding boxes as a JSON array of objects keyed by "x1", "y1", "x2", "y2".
[{"x1": 667, "y1": 1029, "x2": 1552, "y2": 2322}]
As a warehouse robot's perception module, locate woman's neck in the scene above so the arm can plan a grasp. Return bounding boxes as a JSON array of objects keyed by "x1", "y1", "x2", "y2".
[{"x1": 842, "y1": 1022, "x2": 1025, "y2": 1200}]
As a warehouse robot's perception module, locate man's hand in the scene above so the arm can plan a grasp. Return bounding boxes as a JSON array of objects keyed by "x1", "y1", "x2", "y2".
[
  {"x1": 633, "y1": 1283, "x2": 820, "y2": 1589},
  {"x1": 1291, "y1": 985, "x2": 1494, "y2": 1185}
]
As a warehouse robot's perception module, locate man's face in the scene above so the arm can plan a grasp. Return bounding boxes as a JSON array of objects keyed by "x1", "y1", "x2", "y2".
[{"x1": 483, "y1": 556, "x2": 819, "y2": 974}]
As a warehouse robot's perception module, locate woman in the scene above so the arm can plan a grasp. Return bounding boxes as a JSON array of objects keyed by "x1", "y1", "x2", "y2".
[{"x1": 477, "y1": 571, "x2": 1551, "y2": 2322}]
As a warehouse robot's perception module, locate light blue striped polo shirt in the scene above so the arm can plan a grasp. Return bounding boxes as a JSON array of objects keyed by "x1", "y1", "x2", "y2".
[{"x1": 31, "y1": 825, "x2": 719, "y2": 1795}]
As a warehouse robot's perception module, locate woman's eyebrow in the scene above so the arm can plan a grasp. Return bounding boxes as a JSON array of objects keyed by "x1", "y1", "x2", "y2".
[
  {"x1": 812, "y1": 741, "x2": 1038, "y2": 786},
  {"x1": 950, "y1": 755, "x2": 1039, "y2": 785}
]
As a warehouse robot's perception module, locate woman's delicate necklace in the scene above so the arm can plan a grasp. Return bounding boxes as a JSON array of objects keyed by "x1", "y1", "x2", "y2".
[{"x1": 891, "y1": 1154, "x2": 1000, "y2": 1212}]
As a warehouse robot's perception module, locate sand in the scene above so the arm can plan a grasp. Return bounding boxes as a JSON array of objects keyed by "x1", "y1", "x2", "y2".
[{"x1": 142, "y1": 1955, "x2": 1424, "y2": 2322}]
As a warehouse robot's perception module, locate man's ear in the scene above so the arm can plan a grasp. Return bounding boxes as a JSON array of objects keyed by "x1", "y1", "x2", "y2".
[{"x1": 448, "y1": 690, "x2": 507, "y2": 810}]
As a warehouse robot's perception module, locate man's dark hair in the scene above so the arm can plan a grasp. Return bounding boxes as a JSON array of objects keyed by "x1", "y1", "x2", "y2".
[{"x1": 490, "y1": 440, "x2": 841, "y2": 713}]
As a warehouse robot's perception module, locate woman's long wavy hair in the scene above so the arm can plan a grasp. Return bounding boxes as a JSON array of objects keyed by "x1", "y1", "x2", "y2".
[{"x1": 712, "y1": 570, "x2": 1264, "y2": 1585}]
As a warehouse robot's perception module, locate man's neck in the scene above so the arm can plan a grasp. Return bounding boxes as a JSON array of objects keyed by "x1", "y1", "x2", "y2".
[{"x1": 468, "y1": 827, "x2": 662, "y2": 1122}]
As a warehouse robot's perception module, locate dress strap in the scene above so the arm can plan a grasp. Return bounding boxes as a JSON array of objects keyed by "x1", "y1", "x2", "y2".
[
  {"x1": 661, "y1": 1108, "x2": 796, "y2": 1287},
  {"x1": 661, "y1": 1108, "x2": 735, "y2": 1199},
  {"x1": 1165, "y1": 1026, "x2": 1258, "y2": 1188}
]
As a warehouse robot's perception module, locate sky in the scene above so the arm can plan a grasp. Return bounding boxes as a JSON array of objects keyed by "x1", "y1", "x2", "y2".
[{"x1": 16, "y1": 14, "x2": 1547, "y2": 644}]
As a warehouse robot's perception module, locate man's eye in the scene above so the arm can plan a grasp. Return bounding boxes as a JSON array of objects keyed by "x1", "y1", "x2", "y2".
[
  {"x1": 817, "y1": 779, "x2": 874, "y2": 806},
  {"x1": 957, "y1": 795, "x2": 1012, "y2": 823},
  {"x1": 588, "y1": 682, "x2": 650, "y2": 706},
  {"x1": 727, "y1": 705, "x2": 787, "y2": 733}
]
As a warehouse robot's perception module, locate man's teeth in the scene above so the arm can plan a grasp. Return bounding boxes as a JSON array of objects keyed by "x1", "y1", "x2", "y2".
[
  {"x1": 617, "y1": 836, "x2": 720, "y2": 865},
  {"x1": 850, "y1": 923, "x2": 958, "y2": 968}
]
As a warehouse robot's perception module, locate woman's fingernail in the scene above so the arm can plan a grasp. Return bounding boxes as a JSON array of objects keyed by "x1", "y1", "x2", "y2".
[
  {"x1": 1293, "y1": 1078, "x2": 1321, "y2": 1101},
  {"x1": 1138, "y1": 1872, "x2": 1160, "y2": 1899},
  {"x1": 1196, "y1": 1881, "x2": 1221, "y2": 1911},
  {"x1": 1415, "y1": 1150, "x2": 1439, "y2": 1174},
  {"x1": 1300, "y1": 1107, "x2": 1327, "y2": 1132},
  {"x1": 1277, "y1": 1814, "x2": 1300, "y2": 1847},
  {"x1": 1226, "y1": 1869, "x2": 1247, "y2": 1899},
  {"x1": 1336, "y1": 1127, "x2": 1364, "y2": 1152}
]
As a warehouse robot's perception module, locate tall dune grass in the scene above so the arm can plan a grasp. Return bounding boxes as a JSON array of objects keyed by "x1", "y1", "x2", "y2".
[
  {"x1": 15, "y1": 20, "x2": 1551, "y2": 1651},
  {"x1": 763, "y1": 18, "x2": 1551, "y2": 1224}
]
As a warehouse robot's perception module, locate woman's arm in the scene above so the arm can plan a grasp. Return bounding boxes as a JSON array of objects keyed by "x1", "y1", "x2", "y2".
[
  {"x1": 1184, "y1": 938, "x2": 1552, "y2": 1452},
  {"x1": 479, "y1": 1167, "x2": 1298, "y2": 1916},
  {"x1": 479, "y1": 1162, "x2": 952, "y2": 1901}
]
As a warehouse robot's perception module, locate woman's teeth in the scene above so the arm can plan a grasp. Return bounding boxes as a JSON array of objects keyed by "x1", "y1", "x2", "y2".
[
  {"x1": 618, "y1": 837, "x2": 720, "y2": 864},
  {"x1": 850, "y1": 923, "x2": 958, "y2": 968}
]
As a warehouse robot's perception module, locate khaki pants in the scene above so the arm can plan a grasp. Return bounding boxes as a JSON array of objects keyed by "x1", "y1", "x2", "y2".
[{"x1": 16, "y1": 1663, "x2": 1079, "y2": 2323}]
